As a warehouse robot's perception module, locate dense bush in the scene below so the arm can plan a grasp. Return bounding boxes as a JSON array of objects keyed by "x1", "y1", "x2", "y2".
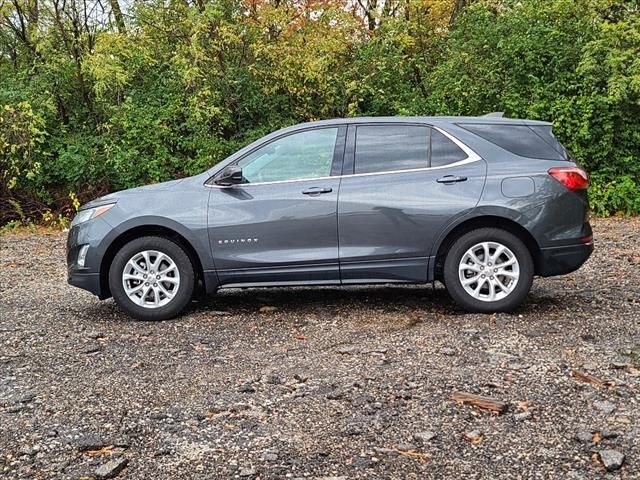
[{"x1": 1, "y1": 0, "x2": 638, "y2": 224}]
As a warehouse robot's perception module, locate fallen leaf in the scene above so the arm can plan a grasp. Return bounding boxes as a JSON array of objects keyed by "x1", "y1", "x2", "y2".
[
  {"x1": 259, "y1": 306, "x2": 277, "y2": 313},
  {"x1": 451, "y1": 392, "x2": 508, "y2": 413},
  {"x1": 592, "y1": 431, "x2": 602, "y2": 443},
  {"x1": 571, "y1": 369, "x2": 613, "y2": 388},
  {"x1": 391, "y1": 447, "x2": 429, "y2": 463},
  {"x1": 293, "y1": 334, "x2": 308, "y2": 341},
  {"x1": 85, "y1": 445, "x2": 114, "y2": 456},
  {"x1": 463, "y1": 432, "x2": 483, "y2": 444}
]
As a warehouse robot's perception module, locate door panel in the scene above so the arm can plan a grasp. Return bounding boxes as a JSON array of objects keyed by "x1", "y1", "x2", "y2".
[
  {"x1": 208, "y1": 179, "x2": 341, "y2": 285},
  {"x1": 207, "y1": 126, "x2": 344, "y2": 286},
  {"x1": 337, "y1": 124, "x2": 487, "y2": 283}
]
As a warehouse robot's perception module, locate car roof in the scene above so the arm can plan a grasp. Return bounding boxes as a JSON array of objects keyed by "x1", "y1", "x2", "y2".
[{"x1": 289, "y1": 116, "x2": 553, "y2": 128}]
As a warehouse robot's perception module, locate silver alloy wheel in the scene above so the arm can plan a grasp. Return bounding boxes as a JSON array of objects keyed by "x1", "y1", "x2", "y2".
[
  {"x1": 458, "y1": 241, "x2": 520, "y2": 302},
  {"x1": 122, "y1": 250, "x2": 180, "y2": 308}
]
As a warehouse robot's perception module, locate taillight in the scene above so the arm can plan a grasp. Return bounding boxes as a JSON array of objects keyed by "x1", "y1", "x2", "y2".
[{"x1": 548, "y1": 167, "x2": 589, "y2": 191}]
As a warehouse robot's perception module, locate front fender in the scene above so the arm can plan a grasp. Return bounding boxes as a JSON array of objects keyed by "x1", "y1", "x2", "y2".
[{"x1": 97, "y1": 216, "x2": 215, "y2": 272}]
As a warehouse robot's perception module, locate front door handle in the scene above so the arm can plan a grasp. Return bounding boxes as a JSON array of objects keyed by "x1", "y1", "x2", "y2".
[
  {"x1": 437, "y1": 175, "x2": 467, "y2": 184},
  {"x1": 302, "y1": 187, "x2": 333, "y2": 195}
]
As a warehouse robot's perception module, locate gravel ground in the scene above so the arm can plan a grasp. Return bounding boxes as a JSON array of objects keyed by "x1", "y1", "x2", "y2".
[{"x1": 1, "y1": 217, "x2": 639, "y2": 479}]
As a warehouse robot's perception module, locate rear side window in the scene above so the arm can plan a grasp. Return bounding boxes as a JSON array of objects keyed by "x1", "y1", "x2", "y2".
[
  {"x1": 430, "y1": 129, "x2": 467, "y2": 167},
  {"x1": 460, "y1": 123, "x2": 566, "y2": 160},
  {"x1": 355, "y1": 125, "x2": 429, "y2": 174}
]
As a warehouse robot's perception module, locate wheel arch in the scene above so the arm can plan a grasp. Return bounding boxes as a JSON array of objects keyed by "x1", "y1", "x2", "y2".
[
  {"x1": 431, "y1": 214, "x2": 542, "y2": 280},
  {"x1": 99, "y1": 224, "x2": 207, "y2": 299}
]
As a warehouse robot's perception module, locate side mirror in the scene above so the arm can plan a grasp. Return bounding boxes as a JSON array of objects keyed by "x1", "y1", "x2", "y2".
[{"x1": 215, "y1": 166, "x2": 243, "y2": 186}]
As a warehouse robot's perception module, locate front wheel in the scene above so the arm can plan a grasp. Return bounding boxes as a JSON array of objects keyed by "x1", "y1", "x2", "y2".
[
  {"x1": 109, "y1": 236, "x2": 195, "y2": 321},
  {"x1": 443, "y1": 228, "x2": 533, "y2": 313}
]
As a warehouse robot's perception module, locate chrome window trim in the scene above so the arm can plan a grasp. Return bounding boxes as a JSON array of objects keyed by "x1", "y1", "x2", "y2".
[{"x1": 206, "y1": 126, "x2": 482, "y2": 188}]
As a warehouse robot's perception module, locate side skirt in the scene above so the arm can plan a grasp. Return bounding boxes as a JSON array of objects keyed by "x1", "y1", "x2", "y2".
[
  {"x1": 340, "y1": 256, "x2": 430, "y2": 284},
  {"x1": 215, "y1": 263, "x2": 340, "y2": 288},
  {"x1": 209, "y1": 257, "x2": 436, "y2": 290}
]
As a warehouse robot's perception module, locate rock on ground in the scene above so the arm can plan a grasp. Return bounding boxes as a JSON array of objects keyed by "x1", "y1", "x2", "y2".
[
  {"x1": 598, "y1": 449, "x2": 625, "y2": 471},
  {"x1": 95, "y1": 457, "x2": 128, "y2": 479}
]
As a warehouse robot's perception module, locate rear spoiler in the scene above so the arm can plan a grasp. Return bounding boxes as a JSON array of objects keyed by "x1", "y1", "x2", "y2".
[{"x1": 482, "y1": 112, "x2": 505, "y2": 118}]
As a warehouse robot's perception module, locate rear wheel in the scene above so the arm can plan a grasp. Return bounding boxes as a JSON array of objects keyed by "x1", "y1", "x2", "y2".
[
  {"x1": 443, "y1": 228, "x2": 533, "y2": 313},
  {"x1": 109, "y1": 236, "x2": 195, "y2": 320}
]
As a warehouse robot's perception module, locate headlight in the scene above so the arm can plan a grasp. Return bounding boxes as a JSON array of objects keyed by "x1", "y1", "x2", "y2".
[{"x1": 71, "y1": 203, "x2": 115, "y2": 227}]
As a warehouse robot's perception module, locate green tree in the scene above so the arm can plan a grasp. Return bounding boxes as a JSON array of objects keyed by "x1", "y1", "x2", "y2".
[{"x1": 1, "y1": 0, "x2": 638, "y2": 223}]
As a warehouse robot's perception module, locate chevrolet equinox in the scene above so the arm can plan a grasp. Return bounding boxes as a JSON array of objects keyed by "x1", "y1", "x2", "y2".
[{"x1": 67, "y1": 116, "x2": 593, "y2": 320}]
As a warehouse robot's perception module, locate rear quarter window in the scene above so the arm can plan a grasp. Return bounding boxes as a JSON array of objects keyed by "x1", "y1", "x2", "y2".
[
  {"x1": 430, "y1": 129, "x2": 467, "y2": 167},
  {"x1": 460, "y1": 124, "x2": 567, "y2": 160}
]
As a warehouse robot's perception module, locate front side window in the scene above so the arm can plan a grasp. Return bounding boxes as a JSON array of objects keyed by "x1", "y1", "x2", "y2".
[
  {"x1": 354, "y1": 125, "x2": 429, "y2": 174},
  {"x1": 238, "y1": 128, "x2": 338, "y2": 183}
]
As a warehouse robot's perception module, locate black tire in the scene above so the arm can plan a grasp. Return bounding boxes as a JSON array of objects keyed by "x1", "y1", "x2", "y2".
[
  {"x1": 443, "y1": 228, "x2": 533, "y2": 313},
  {"x1": 109, "y1": 236, "x2": 195, "y2": 321}
]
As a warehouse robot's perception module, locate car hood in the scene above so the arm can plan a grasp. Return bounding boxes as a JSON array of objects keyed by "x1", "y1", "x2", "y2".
[{"x1": 80, "y1": 179, "x2": 186, "y2": 210}]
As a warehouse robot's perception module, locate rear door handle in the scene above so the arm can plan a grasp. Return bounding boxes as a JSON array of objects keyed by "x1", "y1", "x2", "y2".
[
  {"x1": 302, "y1": 187, "x2": 333, "y2": 195},
  {"x1": 437, "y1": 175, "x2": 467, "y2": 184}
]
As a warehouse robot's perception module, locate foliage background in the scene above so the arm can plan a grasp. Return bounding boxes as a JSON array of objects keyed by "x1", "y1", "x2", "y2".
[{"x1": 1, "y1": 0, "x2": 639, "y2": 224}]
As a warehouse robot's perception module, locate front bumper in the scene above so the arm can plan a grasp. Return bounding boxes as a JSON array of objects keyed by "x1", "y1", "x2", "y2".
[
  {"x1": 68, "y1": 272, "x2": 103, "y2": 297},
  {"x1": 538, "y1": 241, "x2": 594, "y2": 277},
  {"x1": 66, "y1": 217, "x2": 113, "y2": 298}
]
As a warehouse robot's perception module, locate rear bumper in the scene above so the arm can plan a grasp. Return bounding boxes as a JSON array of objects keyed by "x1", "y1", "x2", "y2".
[{"x1": 538, "y1": 241, "x2": 594, "y2": 277}]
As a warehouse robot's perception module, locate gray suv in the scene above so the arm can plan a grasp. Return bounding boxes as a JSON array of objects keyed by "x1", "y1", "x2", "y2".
[{"x1": 67, "y1": 116, "x2": 593, "y2": 320}]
